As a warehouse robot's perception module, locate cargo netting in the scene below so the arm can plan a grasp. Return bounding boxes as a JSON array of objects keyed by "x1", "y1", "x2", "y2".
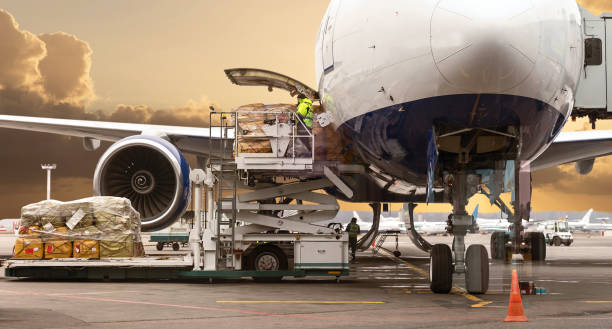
[{"x1": 14, "y1": 197, "x2": 145, "y2": 259}]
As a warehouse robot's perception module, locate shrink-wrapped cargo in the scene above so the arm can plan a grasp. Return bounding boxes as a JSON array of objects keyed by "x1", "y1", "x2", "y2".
[
  {"x1": 14, "y1": 196, "x2": 144, "y2": 259},
  {"x1": 100, "y1": 234, "x2": 135, "y2": 258},
  {"x1": 13, "y1": 238, "x2": 43, "y2": 259},
  {"x1": 235, "y1": 103, "x2": 297, "y2": 154},
  {"x1": 73, "y1": 240, "x2": 100, "y2": 259},
  {"x1": 44, "y1": 241, "x2": 73, "y2": 259}
]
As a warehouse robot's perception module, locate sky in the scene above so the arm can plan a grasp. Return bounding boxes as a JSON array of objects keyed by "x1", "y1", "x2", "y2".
[{"x1": 0, "y1": 1, "x2": 611, "y2": 218}]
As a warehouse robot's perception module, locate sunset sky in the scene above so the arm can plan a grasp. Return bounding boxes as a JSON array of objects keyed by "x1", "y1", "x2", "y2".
[{"x1": 0, "y1": 1, "x2": 611, "y2": 218}]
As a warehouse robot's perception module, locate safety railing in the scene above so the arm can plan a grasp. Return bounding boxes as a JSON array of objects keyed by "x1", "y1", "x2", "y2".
[{"x1": 233, "y1": 110, "x2": 315, "y2": 164}]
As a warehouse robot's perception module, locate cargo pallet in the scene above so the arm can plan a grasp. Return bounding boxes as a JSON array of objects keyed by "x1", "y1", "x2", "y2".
[{"x1": 4, "y1": 258, "x2": 348, "y2": 281}]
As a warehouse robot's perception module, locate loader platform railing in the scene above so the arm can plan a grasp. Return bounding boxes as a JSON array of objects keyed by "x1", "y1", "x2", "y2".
[{"x1": 209, "y1": 110, "x2": 315, "y2": 171}]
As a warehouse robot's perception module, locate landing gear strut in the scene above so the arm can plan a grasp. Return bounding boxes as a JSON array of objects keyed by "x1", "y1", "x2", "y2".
[{"x1": 430, "y1": 172, "x2": 489, "y2": 294}]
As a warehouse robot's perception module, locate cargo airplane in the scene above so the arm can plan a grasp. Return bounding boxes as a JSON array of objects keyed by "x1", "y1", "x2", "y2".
[{"x1": 1, "y1": 0, "x2": 612, "y2": 294}]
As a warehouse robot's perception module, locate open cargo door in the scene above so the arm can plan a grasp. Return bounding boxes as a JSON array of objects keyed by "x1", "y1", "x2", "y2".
[{"x1": 225, "y1": 68, "x2": 319, "y2": 101}]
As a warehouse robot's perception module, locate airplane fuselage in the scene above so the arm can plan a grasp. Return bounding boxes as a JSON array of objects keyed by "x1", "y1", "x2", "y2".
[{"x1": 316, "y1": 0, "x2": 583, "y2": 191}]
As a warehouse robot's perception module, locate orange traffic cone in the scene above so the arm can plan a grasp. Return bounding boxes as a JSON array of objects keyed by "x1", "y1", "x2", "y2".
[{"x1": 504, "y1": 269, "x2": 528, "y2": 322}]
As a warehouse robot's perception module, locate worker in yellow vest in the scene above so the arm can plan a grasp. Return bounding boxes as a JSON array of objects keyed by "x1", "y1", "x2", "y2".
[
  {"x1": 346, "y1": 218, "x2": 360, "y2": 261},
  {"x1": 296, "y1": 94, "x2": 314, "y2": 155}
]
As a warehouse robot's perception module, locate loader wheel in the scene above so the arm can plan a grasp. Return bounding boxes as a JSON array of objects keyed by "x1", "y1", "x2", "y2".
[
  {"x1": 553, "y1": 236, "x2": 561, "y2": 247},
  {"x1": 250, "y1": 245, "x2": 288, "y2": 282},
  {"x1": 156, "y1": 242, "x2": 164, "y2": 251},
  {"x1": 172, "y1": 242, "x2": 180, "y2": 251},
  {"x1": 430, "y1": 244, "x2": 452, "y2": 294}
]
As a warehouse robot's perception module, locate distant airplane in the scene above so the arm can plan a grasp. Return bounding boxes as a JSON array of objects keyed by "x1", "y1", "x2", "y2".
[
  {"x1": 565, "y1": 209, "x2": 612, "y2": 232},
  {"x1": 472, "y1": 205, "x2": 511, "y2": 233},
  {"x1": 352, "y1": 211, "x2": 407, "y2": 234}
]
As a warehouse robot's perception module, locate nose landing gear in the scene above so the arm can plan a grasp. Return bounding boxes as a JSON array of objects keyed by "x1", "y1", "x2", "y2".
[{"x1": 430, "y1": 172, "x2": 490, "y2": 294}]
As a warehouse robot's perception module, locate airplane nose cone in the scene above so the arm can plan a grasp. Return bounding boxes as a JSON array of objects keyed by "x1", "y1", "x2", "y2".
[{"x1": 431, "y1": 0, "x2": 540, "y2": 93}]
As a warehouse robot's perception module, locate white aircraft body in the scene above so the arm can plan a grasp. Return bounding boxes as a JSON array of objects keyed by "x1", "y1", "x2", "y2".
[
  {"x1": 413, "y1": 221, "x2": 448, "y2": 236},
  {"x1": 563, "y1": 209, "x2": 612, "y2": 232},
  {"x1": 353, "y1": 212, "x2": 407, "y2": 234},
  {"x1": 0, "y1": 219, "x2": 21, "y2": 235},
  {"x1": 1, "y1": 0, "x2": 612, "y2": 294}
]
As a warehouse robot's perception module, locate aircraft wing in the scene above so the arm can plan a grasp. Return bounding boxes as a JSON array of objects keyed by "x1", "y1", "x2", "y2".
[
  {"x1": 531, "y1": 130, "x2": 612, "y2": 171},
  {"x1": 0, "y1": 115, "x2": 234, "y2": 157}
]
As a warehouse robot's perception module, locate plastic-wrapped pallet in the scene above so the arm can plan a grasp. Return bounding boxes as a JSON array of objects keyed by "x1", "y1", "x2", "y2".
[
  {"x1": 14, "y1": 197, "x2": 144, "y2": 259},
  {"x1": 235, "y1": 103, "x2": 296, "y2": 154}
]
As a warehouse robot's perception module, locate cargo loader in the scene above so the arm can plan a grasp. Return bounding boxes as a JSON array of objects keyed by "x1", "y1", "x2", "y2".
[{"x1": 4, "y1": 108, "x2": 353, "y2": 281}]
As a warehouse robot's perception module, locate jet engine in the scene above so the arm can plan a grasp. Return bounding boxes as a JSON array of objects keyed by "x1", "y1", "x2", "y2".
[
  {"x1": 93, "y1": 136, "x2": 191, "y2": 231},
  {"x1": 575, "y1": 158, "x2": 595, "y2": 175}
]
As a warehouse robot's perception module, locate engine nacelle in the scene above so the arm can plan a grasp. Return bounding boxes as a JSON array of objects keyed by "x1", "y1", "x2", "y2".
[
  {"x1": 93, "y1": 136, "x2": 191, "y2": 231},
  {"x1": 575, "y1": 158, "x2": 595, "y2": 176}
]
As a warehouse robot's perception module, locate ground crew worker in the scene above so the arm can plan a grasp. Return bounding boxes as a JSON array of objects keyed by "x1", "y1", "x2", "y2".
[
  {"x1": 296, "y1": 94, "x2": 314, "y2": 130},
  {"x1": 346, "y1": 217, "x2": 360, "y2": 261},
  {"x1": 296, "y1": 94, "x2": 314, "y2": 155}
]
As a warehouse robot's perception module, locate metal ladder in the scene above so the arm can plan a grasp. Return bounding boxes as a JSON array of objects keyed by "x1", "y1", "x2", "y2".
[{"x1": 209, "y1": 112, "x2": 238, "y2": 270}]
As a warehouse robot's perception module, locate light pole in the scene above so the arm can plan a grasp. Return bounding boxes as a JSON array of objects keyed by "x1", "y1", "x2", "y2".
[{"x1": 41, "y1": 164, "x2": 57, "y2": 200}]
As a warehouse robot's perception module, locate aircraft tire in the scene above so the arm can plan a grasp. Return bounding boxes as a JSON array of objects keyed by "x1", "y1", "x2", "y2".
[
  {"x1": 465, "y1": 244, "x2": 489, "y2": 294},
  {"x1": 527, "y1": 232, "x2": 547, "y2": 261},
  {"x1": 490, "y1": 232, "x2": 507, "y2": 260},
  {"x1": 430, "y1": 244, "x2": 452, "y2": 294}
]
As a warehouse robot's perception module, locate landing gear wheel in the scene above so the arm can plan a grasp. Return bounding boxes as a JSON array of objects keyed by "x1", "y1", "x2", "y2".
[
  {"x1": 526, "y1": 232, "x2": 546, "y2": 261},
  {"x1": 553, "y1": 236, "x2": 561, "y2": 247},
  {"x1": 172, "y1": 242, "x2": 180, "y2": 251},
  {"x1": 465, "y1": 245, "x2": 489, "y2": 294},
  {"x1": 490, "y1": 232, "x2": 508, "y2": 261},
  {"x1": 156, "y1": 242, "x2": 164, "y2": 251},
  {"x1": 430, "y1": 244, "x2": 453, "y2": 294},
  {"x1": 250, "y1": 245, "x2": 288, "y2": 282}
]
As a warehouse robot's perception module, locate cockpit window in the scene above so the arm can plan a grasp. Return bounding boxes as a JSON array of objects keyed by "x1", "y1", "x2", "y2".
[{"x1": 585, "y1": 38, "x2": 603, "y2": 66}]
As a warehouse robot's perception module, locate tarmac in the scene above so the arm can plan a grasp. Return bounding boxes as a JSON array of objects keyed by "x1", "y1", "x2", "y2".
[{"x1": 0, "y1": 233, "x2": 611, "y2": 328}]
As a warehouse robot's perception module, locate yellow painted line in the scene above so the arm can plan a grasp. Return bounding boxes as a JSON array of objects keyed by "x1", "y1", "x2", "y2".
[
  {"x1": 584, "y1": 301, "x2": 612, "y2": 304},
  {"x1": 380, "y1": 250, "x2": 493, "y2": 308},
  {"x1": 216, "y1": 301, "x2": 385, "y2": 304}
]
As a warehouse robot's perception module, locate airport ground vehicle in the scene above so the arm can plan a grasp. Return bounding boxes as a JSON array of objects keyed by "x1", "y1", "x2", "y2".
[
  {"x1": 151, "y1": 233, "x2": 188, "y2": 251},
  {"x1": 150, "y1": 215, "x2": 193, "y2": 251},
  {"x1": 3, "y1": 110, "x2": 350, "y2": 281},
  {"x1": 542, "y1": 221, "x2": 573, "y2": 247}
]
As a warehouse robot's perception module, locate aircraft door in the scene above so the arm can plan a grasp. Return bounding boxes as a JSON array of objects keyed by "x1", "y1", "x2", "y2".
[
  {"x1": 575, "y1": 16, "x2": 607, "y2": 109},
  {"x1": 322, "y1": 0, "x2": 341, "y2": 73}
]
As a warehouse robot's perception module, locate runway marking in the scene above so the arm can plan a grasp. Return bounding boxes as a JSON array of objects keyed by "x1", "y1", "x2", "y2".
[
  {"x1": 47, "y1": 290, "x2": 139, "y2": 296},
  {"x1": 0, "y1": 288, "x2": 505, "y2": 323},
  {"x1": 379, "y1": 250, "x2": 493, "y2": 308},
  {"x1": 216, "y1": 301, "x2": 385, "y2": 304}
]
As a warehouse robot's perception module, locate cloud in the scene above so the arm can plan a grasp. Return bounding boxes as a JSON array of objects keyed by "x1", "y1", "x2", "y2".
[
  {"x1": 0, "y1": 9, "x2": 46, "y2": 92},
  {"x1": 0, "y1": 10, "x2": 218, "y2": 218},
  {"x1": 38, "y1": 32, "x2": 94, "y2": 105},
  {"x1": 578, "y1": 0, "x2": 612, "y2": 14}
]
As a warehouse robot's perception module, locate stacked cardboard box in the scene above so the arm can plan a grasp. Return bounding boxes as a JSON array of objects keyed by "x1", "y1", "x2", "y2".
[
  {"x1": 14, "y1": 197, "x2": 144, "y2": 259},
  {"x1": 235, "y1": 103, "x2": 296, "y2": 154}
]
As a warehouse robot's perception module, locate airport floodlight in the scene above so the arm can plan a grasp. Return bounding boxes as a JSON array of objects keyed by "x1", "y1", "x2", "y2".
[{"x1": 41, "y1": 164, "x2": 57, "y2": 200}]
